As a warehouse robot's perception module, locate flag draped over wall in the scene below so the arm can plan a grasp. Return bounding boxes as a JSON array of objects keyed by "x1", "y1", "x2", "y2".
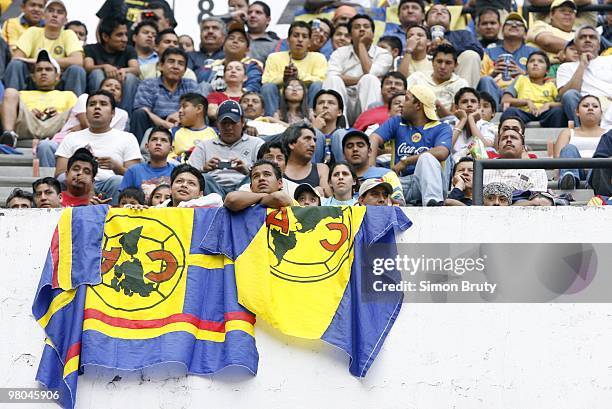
[
  {"x1": 32, "y1": 206, "x2": 258, "y2": 409},
  {"x1": 201, "y1": 205, "x2": 412, "y2": 377}
]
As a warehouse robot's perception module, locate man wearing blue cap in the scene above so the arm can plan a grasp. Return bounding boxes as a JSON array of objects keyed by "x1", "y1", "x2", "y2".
[{"x1": 189, "y1": 100, "x2": 264, "y2": 194}]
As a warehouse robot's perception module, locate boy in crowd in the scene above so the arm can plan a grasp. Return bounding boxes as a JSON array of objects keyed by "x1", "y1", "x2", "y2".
[
  {"x1": 294, "y1": 183, "x2": 321, "y2": 207},
  {"x1": 451, "y1": 87, "x2": 496, "y2": 161},
  {"x1": 171, "y1": 93, "x2": 218, "y2": 160},
  {"x1": 118, "y1": 188, "x2": 145, "y2": 207},
  {"x1": 378, "y1": 36, "x2": 403, "y2": 71},
  {"x1": 61, "y1": 148, "x2": 101, "y2": 207},
  {"x1": 501, "y1": 51, "x2": 566, "y2": 127},
  {"x1": 32, "y1": 177, "x2": 62, "y2": 208},
  {"x1": 120, "y1": 127, "x2": 176, "y2": 200}
]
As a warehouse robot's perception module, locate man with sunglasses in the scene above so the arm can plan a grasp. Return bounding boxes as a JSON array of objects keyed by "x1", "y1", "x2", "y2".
[{"x1": 483, "y1": 116, "x2": 548, "y2": 192}]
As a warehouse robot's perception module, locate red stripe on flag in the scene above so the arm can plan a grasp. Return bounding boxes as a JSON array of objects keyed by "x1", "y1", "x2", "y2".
[
  {"x1": 51, "y1": 228, "x2": 59, "y2": 289},
  {"x1": 225, "y1": 311, "x2": 256, "y2": 325},
  {"x1": 84, "y1": 309, "x2": 254, "y2": 333},
  {"x1": 65, "y1": 342, "x2": 81, "y2": 362}
]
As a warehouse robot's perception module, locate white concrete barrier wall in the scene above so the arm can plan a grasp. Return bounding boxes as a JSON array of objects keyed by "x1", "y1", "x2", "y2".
[{"x1": 1, "y1": 207, "x2": 612, "y2": 409}]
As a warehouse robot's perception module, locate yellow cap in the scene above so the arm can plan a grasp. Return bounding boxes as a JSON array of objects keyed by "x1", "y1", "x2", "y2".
[
  {"x1": 550, "y1": 0, "x2": 576, "y2": 10},
  {"x1": 504, "y1": 12, "x2": 527, "y2": 28},
  {"x1": 408, "y1": 84, "x2": 438, "y2": 121}
]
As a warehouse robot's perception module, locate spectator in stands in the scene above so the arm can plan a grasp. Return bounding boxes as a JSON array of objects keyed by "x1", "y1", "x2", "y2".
[
  {"x1": 294, "y1": 183, "x2": 321, "y2": 206},
  {"x1": 501, "y1": 51, "x2": 566, "y2": 128},
  {"x1": 237, "y1": 141, "x2": 299, "y2": 196},
  {"x1": 140, "y1": 29, "x2": 198, "y2": 81},
  {"x1": 378, "y1": 36, "x2": 403, "y2": 71},
  {"x1": 483, "y1": 116, "x2": 548, "y2": 191},
  {"x1": 311, "y1": 89, "x2": 346, "y2": 164},
  {"x1": 370, "y1": 85, "x2": 452, "y2": 206},
  {"x1": 589, "y1": 128, "x2": 612, "y2": 196},
  {"x1": 132, "y1": 47, "x2": 200, "y2": 143},
  {"x1": 148, "y1": 183, "x2": 171, "y2": 206},
  {"x1": 331, "y1": 5, "x2": 357, "y2": 27},
  {"x1": 358, "y1": 178, "x2": 393, "y2": 206},
  {"x1": 331, "y1": 23, "x2": 351, "y2": 50},
  {"x1": 482, "y1": 182, "x2": 512, "y2": 206},
  {"x1": 342, "y1": 130, "x2": 405, "y2": 204},
  {"x1": 178, "y1": 35, "x2": 195, "y2": 53},
  {"x1": 5, "y1": 188, "x2": 34, "y2": 209},
  {"x1": 424, "y1": 4, "x2": 484, "y2": 88},
  {"x1": 513, "y1": 190, "x2": 556, "y2": 206},
  {"x1": 0, "y1": 38, "x2": 11, "y2": 85},
  {"x1": 188, "y1": 100, "x2": 264, "y2": 193},
  {"x1": 527, "y1": 0, "x2": 577, "y2": 64},
  {"x1": 197, "y1": 28, "x2": 263, "y2": 95},
  {"x1": 322, "y1": 161, "x2": 358, "y2": 206},
  {"x1": 1, "y1": 0, "x2": 45, "y2": 51},
  {"x1": 246, "y1": 1, "x2": 279, "y2": 65},
  {"x1": 84, "y1": 17, "x2": 139, "y2": 113},
  {"x1": 445, "y1": 157, "x2": 474, "y2": 206},
  {"x1": 241, "y1": 92, "x2": 264, "y2": 121},
  {"x1": 557, "y1": 25, "x2": 612, "y2": 126},
  {"x1": 603, "y1": 1, "x2": 612, "y2": 44},
  {"x1": 310, "y1": 18, "x2": 334, "y2": 59},
  {"x1": 132, "y1": 21, "x2": 159, "y2": 66},
  {"x1": 324, "y1": 14, "x2": 393, "y2": 125},
  {"x1": 55, "y1": 90, "x2": 142, "y2": 204},
  {"x1": 240, "y1": 92, "x2": 287, "y2": 137},
  {"x1": 397, "y1": 23, "x2": 432, "y2": 79},
  {"x1": 262, "y1": 21, "x2": 327, "y2": 117},
  {"x1": 158, "y1": 164, "x2": 223, "y2": 207},
  {"x1": 32, "y1": 177, "x2": 62, "y2": 208},
  {"x1": 275, "y1": 79, "x2": 310, "y2": 126},
  {"x1": 36, "y1": 77, "x2": 128, "y2": 168},
  {"x1": 283, "y1": 122, "x2": 330, "y2": 195},
  {"x1": 476, "y1": 8, "x2": 502, "y2": 49},
  {"x1": 477, "y1": 12, "x2": 539, "y2": 107},
  {"x1": 61, "y1": 148, "x2": 101, "y2": 207},
  {"x1": 188, "y1": 17, "x2": 226, "y2": 73},
  {"x1": 4, "y1": 0, "x2": 86, "y2": 95},
  {"x1": 118, "y1": 187, "x2": 145, "y2": 207},
  {"x1": 530, "y1": 0, "x2": 596, "y2": 31},
  {"x1": 147, "y1": 1, "x2": 177, "y2": 31},
  {"x1": 172, "y1": 93, "x2": 217, "y2": 160},
  {"x1": 383, "y1": 0, "x2": 426, "y2": 49},
  {"x1": 65, "y1": 21, "x2": 88, "y2": 46},
  {"x1": 120, "y1": 126, "x2": 175, "y2": 200},
  {"x1": 549, "y1": 39, "x2": 579, "y2": 79},
  {"x1": 480, "y1": 92, "x2": 497, "y2": 122},
  {"x1": 406, "y1": 44, "x2": 468, "y2": 119},
  {"x1": 353, "y1": 72, "x2": 407, "y2": 132},
  {"x1": 554, "y1": 95, "x2": 606, "y2": 189},
  {"x1": 224, "y1": 159, "x2": 293, "y2": 211},
  {"x1": 0, "y1": 50, "x2": 77, "y2": 147},
  {"x1": 452, "y1": 87, "x2": 496, "y2": 161},
  {"x1": 207, "y1": 61, "x2": 248, "y2": 121}
]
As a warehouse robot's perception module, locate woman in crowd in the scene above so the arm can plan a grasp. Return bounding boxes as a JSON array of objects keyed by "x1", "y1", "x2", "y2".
[
  {"x1": 274, "y1": 79, "x2": 309, "y2": 126},
  {"x1": 554, "y1": 95, "x2": 607, "y2": 189},
  {"x1": 322, "y1": 161, "x2": 358, "y2": 206},
  {"x1": 148, "y1": 184, "x2": 171, "y2": 206},
  {"x1": 207, "y1": 61, "x2": 247, "y2": 121}
]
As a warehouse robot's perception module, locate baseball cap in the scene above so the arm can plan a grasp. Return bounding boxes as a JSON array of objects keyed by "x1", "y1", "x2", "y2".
[
  {"x1": 504, "y1": 12, "x2": 527, "y2": 28},
  {"x1": 550, "y1": 0, "x2": 576, "y2": 10},
  {"x1": 217, "y1": 100, "x2": 243, "y2": 123},
  {"x1": 294, "y1": 183, "x2": 322, "y2": 200},
  {"x1": 342, "y1": 129, "x2": 371, "y2": 149},
  {"x1": 408, "y1": 84, "x2": 438, "y2": 121},
  {"x1": 358, "y1": 178, "x2": 393, "y2": 198},
  {"x1": 36, "y1": 49, "x2": 61, "y2": 74},
  {"x1": 45, "y1": 0, "x2": 66, "y2": 11}
]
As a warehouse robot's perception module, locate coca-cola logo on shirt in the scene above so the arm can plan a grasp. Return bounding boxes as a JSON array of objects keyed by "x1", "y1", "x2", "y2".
[{"x1": 397, "y1": 143, "x2": 430, "y2": 157}]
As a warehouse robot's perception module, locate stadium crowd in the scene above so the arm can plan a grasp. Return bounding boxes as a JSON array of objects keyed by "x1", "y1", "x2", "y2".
[{"x1": 2, "y1": 0, "x2": 612, "y2": 210}]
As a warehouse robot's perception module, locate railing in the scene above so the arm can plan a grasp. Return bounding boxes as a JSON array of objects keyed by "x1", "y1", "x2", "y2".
[{"x1": 472, "y1": 158, "x2": 612, "y2": 205}]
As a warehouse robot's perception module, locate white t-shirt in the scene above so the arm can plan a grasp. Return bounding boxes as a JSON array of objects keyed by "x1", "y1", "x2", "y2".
[
  {"x1": 556, "y1": 55, "x2": 612, "y2": 98},
  {"x1": 56, "y1": 128, "x2": 143, "y2": 182}
]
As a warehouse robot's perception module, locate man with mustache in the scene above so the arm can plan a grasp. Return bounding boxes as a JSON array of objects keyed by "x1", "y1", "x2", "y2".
[{"x1": 483, "y1": 116, "x2": 548, "y2": 192}]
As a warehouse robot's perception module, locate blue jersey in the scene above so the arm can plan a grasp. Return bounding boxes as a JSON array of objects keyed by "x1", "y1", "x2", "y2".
[
  {"x1": 486, "y1": 43, "x2": 540, "y2": 70},
  {"x1": 374, "y1": 116, "x2": 452, "y2": 175}
]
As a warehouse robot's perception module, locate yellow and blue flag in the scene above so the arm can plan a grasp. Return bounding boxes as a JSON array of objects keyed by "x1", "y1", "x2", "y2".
[
  {"x1": 201, "y1": 205, "x2": 411, "y2": 376},
  {"x1": 33, "y1": 206, "x2": 258, "y2": 409}
]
